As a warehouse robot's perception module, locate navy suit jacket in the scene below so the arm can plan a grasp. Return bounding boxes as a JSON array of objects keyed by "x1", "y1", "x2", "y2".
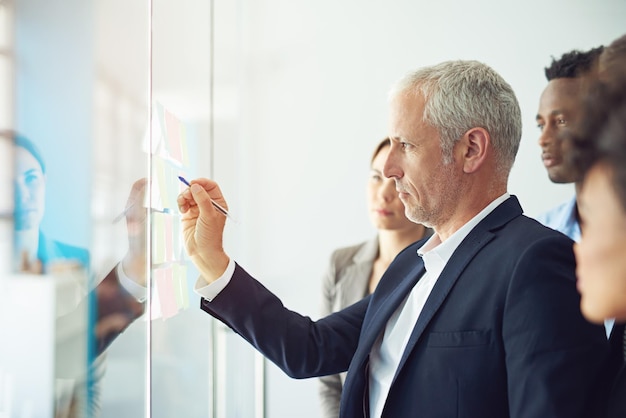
[{"x1": 201, "y1": 196, "x2": 610, "y2": 417}]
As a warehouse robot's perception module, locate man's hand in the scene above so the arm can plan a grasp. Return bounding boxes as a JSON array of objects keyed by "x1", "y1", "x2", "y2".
[{"x1": 177, "y1": 178, "x2": 230, "y2": 284}]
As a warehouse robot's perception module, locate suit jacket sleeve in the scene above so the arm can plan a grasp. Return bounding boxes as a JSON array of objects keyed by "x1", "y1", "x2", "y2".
[
  {"x1": 93, "y1": 266, "x2": 146, "y2": 354},
  {"x1": 201, "y1": 262, "x2": 368, "y2": 379}
]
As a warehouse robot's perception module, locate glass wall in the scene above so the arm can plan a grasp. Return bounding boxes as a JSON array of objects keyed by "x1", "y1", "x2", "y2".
[{"x1": 0, "y1": 1, "x2": 260, "y2": 417}]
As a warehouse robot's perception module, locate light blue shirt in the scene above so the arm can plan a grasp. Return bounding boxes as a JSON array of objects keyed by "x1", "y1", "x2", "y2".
[{"x1": 535, "y1": 195, "x2": 580, "y2": 243}]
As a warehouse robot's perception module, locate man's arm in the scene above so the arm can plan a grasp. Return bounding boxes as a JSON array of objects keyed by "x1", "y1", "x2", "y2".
[
  {"x1": 93, "y1": 177, "x2": 148, "y2": 354},
  {"x1": 178, "y1": 178, "x2": 366, "y2": 379},
  {"x1": 201, "y1": 262, "x2": 367, "y2": 379},
  {"x1": 93, "y1": 264, "x2": 145, "y2": 354}
]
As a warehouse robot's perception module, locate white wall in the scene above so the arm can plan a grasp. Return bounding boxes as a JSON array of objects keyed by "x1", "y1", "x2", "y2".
[{"x1": 214, "y1": 1, "x2": 626, "y2": 416}]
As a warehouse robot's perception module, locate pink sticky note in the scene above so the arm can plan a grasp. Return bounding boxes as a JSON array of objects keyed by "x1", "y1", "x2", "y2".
[
  {"x1": 164, "y1": 109, "x2": 183, "y2": 164},
  {"x1": 155, "y1": 267, "x2": 178, "y2": 319}
]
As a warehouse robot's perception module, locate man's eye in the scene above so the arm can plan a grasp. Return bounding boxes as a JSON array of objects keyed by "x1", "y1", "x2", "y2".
[{"x1": 557, "y1": 118, "x2": 567, "y2": 126}]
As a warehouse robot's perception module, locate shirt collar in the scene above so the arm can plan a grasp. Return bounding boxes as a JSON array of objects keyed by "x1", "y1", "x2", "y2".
[{"x1": 417, "y1": 193, "x2": 510, "y2": 272}]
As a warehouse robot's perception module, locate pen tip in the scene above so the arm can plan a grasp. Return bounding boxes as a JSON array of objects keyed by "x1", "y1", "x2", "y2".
[{"x1": 178, "y1": 176, "x2": 191, "y2": 186}]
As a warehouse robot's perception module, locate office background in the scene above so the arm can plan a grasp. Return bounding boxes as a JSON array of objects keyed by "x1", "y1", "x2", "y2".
[{"x1": 2, "y1": 0, "x2": 626, "y2": 417}]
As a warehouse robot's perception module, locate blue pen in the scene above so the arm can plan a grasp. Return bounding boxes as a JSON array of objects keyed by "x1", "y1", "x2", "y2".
[{"x1": 178, "y1": 176, "x2": 237, "y2": 223}]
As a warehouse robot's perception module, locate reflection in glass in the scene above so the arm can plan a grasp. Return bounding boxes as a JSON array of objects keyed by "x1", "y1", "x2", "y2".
[{"x1": 7, "y1": 131, "x2": 148, "y2": 417}]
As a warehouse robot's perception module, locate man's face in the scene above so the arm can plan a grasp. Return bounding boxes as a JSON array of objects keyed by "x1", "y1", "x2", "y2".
[
  {"x1": 575, "y1": 163, "x2": 626, "y2": 324},
  {"x1": 14, "y1": 146, "x2": 46, "y2": 231},
  {"x1": 536, "y1": 78, "x2": 582, "y2": 183},
  {"x1": 384, "y1": 92, "x2": 461, "y2": 229}
]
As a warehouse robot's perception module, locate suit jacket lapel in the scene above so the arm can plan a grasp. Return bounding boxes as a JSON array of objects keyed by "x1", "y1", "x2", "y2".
[
  {"x1": 361, "y1": 262, "x2": 426, "y2": 350},
  {"x1": 391, "y1": 196, "x2": 523, "y2": 383},
  {"x1": 341, "y1": 259, "x2": 426, "y2": 417},
  {"x1": 391, "y1": 232, "x2": 494, "y2": 378}
]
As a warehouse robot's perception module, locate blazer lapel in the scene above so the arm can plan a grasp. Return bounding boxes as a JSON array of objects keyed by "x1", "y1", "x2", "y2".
[
  {"x1": 341, "y1": 258, "x2": 426, "y2": 417},
  {"x1": 347, "y1": 259, "x2": 425, "y2": 379},
  {"x1": 391, "y1": 231, "x2": 494, "y2": 379},
  {"x1": 391, "y1": 196, "x2": 523, "y2": 382},
  {"x1": 362, "y1": 262, "x2": 426, "y2": 349}
]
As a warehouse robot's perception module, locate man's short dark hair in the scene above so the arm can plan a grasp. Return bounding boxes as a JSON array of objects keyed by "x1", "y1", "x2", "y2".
[{"x1": 544, "y1": 46, "x2": 604, "y2": 81}]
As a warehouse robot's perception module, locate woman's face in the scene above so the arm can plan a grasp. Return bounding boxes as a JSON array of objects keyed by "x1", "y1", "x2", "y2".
[
  {"x1": 575, "y1": 163, "x2": 626, "y2": 323},
  {"x1": 14, "y1": 146, "x2": 46, "y2": 231},
  {"x1": 367, "y1": 145, "x2": 417, "y2": 232}
]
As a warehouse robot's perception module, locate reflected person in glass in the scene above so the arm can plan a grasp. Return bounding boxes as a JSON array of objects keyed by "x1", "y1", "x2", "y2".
[{"x1": 11, "y1": 132, "x2": 147, "y2": 417}]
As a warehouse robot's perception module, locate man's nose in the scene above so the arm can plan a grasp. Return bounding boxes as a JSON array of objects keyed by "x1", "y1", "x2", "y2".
[
  {"x1": 383, "y1": 153, "x2": 400, "y2": 180},
  {"x1": 538, "y1": 125, "x2": 553, "y2": 148}
]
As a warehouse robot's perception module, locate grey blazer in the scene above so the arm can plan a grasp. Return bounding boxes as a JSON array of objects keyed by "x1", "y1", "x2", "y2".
[
  {"x1": 321, "y1": 238, "x2": 379, "y2": 315},
  {"x1": 318, "y1": 237, "x2": 379, "y2": 418}
]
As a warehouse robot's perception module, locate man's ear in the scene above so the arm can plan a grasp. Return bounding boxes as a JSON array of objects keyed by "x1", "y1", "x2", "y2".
[{"x1": 460, "y1": 127, "x2": 490, "y2": 173}]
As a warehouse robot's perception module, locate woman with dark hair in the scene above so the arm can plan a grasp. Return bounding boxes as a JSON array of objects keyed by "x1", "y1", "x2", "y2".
[
  {"x1": 14, "y1": 133, "x2": 90, "y2": 271},
  {"x1": 568, "y1": 36, "x2": 626, "y2": 326},
  {"x1": 565, "y1": 33, "x2": 626, "y2": 418}
]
